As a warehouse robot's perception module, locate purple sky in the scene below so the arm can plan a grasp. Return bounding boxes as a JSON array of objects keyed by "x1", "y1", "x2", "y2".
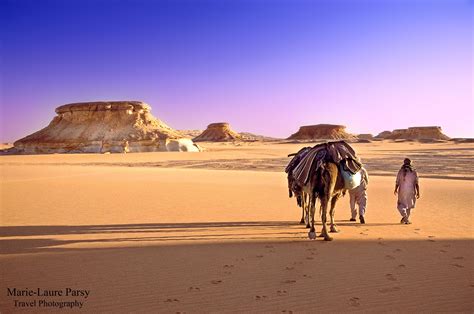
[{"x1": 1, "y1": 0, "x2": 472, "y2": 142}]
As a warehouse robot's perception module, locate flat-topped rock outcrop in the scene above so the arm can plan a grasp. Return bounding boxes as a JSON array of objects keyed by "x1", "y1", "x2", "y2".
[
  {"x1": 193, "y1": 122, "x2": 242, "y2": 142},
  {"x1": 288, "y1": 124, "x2": 356, "y2": 140},
  {"x1": 378, "y1": 126, "x2": 449, "y2": 140},
  {"x1": 374, "y1": 131, "x2": 392, "y2": 139},
  {"x1": 357, "y1": 134, "x2": 374, "y2": 140},
  {"x1": 13, "y1": 101, "x2": 200, "y2": 153}
]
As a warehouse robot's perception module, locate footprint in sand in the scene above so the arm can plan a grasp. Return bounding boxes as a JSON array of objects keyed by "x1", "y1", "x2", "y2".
[
  {"x1": 285, "y1": 267, "x2": 295, "y2": 271},
  {"x1": 378, "y1": 287, "x2": 401, "y2": 293},
  {"x1": 281, "y1": 310, "x2": 294, "y2": 313},
  {"x1": 265, "y1": 245, "x2": 274, "y2": 249},
  {"x1": 415, "y1": 228, "x2": 421, "y2": 231},
  {"x1": 302, "y1": 274, "x2": 312, "y2": 278},
  {"x1": 393, "y1": 248, "x2": 402, "y2": 253},
  {"x1": 211, "y1": 280, "x2": 223, "y2": 284},
  {"x1": 235, "y1": 258, "x2": 245, "y2": 262},
  {"x1": 188, "y1": 287, "x2": 201, "y2": 291},
  {"x1": 439, "y1": 249, "x2": 447, "y2": 253},
  {"x1": 385, "y1": 255, "x2": 396, "y2": 260},
  {"x1": 277, "y1": 290, "x2": 288, "y2": 296},
  {"x1": 306, "y1": 257, "x2": 314, "y2": 260},
  {"x1": 397, "y1": 264, "x2": 406, "y2": 269},
  {"x1": 255, "y1": 295, "x2": 268, "y2": 301},
  {"x1": 256, "y1": 255, "x2": 264, "y2": 258},
  {"x1": 378, "y1": 241, "x2": 387, "y2": 246},
  {"x1": 443, "y1": 244, "x2": 451, "y2": 248},
  {"x1": 451, "y1": 264, "x2": 464, "y2": 268},
  {"x1": 164, "y1": 298, "x2": 179, "y2": 303},
  {"x1": 283, "y1": 280, "x2": 297, "y2": 284},
  {"x1": 360, "y1": 232, "x2": 368, "y2": 236},
  {"x1": 453, "y1": 256, "x2": 464, "y2": 260},
  {"x1": 385, "y1": 274, "x2": 397, "y2": 281},
  {"x1": 349, "y1": 297, "x2": 361, "y2": 307},
  {"x1": 223, "y1": 264, "x2": 234, "y2": 268},
  {"x1": 223, "y1": 271, "x2": 232, "y2": 275}
]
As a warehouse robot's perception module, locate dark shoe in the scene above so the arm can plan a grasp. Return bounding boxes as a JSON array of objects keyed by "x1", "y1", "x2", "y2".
[
  {"x1": 404, "y1": 220, "x2": 412, "y2": 225},
  {"x1": 400, "y1": 218, "x2": 406, "y2": 224},
  {"x1": 350, "y1": 218, "x2": 356, "y2": 222},
  {"x1": 359, "y1": 216, "x2": 365, "y2": 224}
]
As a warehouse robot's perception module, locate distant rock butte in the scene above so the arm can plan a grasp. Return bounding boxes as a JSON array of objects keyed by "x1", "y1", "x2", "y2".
[
  {"x1": 375, "y1": 131, "x2": 392, "y2": 139},
  {"x1": 376, "y1": 127, "x2": 449, "y2": 140},
  {"x1": 193, "y1": 123, "x2": 242, "y2": 142},
  {"x1": 357, "y1": 134, "x2": 374, "y2": 140},
  {"x1": 13, "y1": 101, "x2": 200, "y2": 154},
  {"x1": 180, "y1": 129, "x2": 278, "y2": 142},
  {"x1": 288, "y1": 124, "x2": 356, "y2": 140}
]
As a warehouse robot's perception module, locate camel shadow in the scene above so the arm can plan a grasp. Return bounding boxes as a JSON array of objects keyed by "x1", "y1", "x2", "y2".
[{"x1": 0, "y1": 220, "x2": 410, "y2": 255}]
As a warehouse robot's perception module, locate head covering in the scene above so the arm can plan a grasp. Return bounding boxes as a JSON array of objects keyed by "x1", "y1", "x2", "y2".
[{"x1": 401, "y1": 158, "x2": 415, "y2": 173}]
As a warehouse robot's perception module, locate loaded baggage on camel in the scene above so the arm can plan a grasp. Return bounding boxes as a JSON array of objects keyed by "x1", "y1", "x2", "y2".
[{"x1": 289, "y1": 141, "x2": 363, "y2": 190}]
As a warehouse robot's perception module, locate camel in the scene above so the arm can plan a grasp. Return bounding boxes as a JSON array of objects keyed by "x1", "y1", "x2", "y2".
[{"x1": 305, "y1": 161, "x2": 347, "y2": 241}]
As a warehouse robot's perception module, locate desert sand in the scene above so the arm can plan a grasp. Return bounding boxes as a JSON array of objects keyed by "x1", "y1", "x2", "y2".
[{"x1": 1, "y1": 141, "x2": 473, "y2": 312}]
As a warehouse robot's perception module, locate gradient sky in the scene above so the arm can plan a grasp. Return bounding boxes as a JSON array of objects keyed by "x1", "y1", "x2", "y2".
[{"x1": 0, "y1": 0, "x2": 472, "y2": 142}]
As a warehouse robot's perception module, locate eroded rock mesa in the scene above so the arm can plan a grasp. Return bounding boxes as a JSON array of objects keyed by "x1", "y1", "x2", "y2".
[
  {"x1": 193, "y1": 122, "x2": 242, "y2": 142},
  {"x1": 378, "y1": 127, "x2": 450, "y2": 140},
  {"x1": 13, "y1": 101, "x2": 200, "y2": 153},
  {"x1": 288, "y1": 124, "x2": 356, "y2": 140}
]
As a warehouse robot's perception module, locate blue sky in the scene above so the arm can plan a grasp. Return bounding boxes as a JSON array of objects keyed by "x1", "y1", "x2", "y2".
[{"x1": 1, "y1": 0, "x2": 472, "y2": 141}]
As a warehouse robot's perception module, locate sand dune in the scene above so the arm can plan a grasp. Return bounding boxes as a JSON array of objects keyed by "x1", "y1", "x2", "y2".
[{"x1": 1, "y1": 142, "x2": 473, "y2": 312}]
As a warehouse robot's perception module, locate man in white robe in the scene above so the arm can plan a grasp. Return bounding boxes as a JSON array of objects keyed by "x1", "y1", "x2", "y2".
[
  {"x1": 349, "y1": 166, "x2": 369, "y2": 224},
  {"x1": 394, "y1": 158, "x2": 420, "y2": 224}
]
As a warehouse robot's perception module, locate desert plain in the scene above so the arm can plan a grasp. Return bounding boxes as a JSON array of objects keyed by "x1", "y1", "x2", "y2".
[{"x1": 0, "y1": 140, "x2": 473, "y2": 312}]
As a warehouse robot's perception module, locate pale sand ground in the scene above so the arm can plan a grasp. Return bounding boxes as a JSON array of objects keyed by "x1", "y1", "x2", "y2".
[{"x1": 0, "y1": 142, "x2": 473, "y2": 312}]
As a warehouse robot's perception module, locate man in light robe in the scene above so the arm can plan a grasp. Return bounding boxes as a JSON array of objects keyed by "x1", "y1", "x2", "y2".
[
  {"x1": 394, "y1": 158, "x2": 420, "y2": 224},
  {"x1": 349, "y1": 166, "x2": 369, "y2": 224}
]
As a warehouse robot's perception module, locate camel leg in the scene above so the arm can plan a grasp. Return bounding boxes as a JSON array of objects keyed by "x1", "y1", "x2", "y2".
[
  {"x1": 319, "y1": 196, "x2": 333, "y2": 241},
  {"x1": 304, "y1": 192, "x2": 310, "y2": 228},
  {"x1": 308, "y1": 195, "x2": 317, "y2": 239},
  {"x1": 298, "y1": 194, "x2": 305, "y2": 224},
  {"x1": 329, "y1": 195, "x2": 340, "y2": 233}
]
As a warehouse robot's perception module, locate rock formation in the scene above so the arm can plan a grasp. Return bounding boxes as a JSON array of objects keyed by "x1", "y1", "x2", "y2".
[
  {"x1": 374, "y1": 131, "x2": 392, "y2": 139},
  {"x1": 382, "y1": 127, "x2": 449, "y2": 140},
  {"x1": 193, "y1": 123, "x2": 242, "y2": 142},
  {"x1": 13, "y1": 101, "x2": 200, "y2": 154},
  {"x1": 287, "y1": 124, "x2": 356, "y2": 140},
  {"x1": 180, "y1": 129, "x2": 278, "y2": 142},
  {"x1": 357, "y1": 134, "x2": 374, "y2": 140}
]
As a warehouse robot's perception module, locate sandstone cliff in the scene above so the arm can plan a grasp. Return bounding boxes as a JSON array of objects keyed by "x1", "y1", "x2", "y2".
[
  {"x1": 287, "y1": 124, "x2": 356, "y2": 140},
  {"x1": 383, "y1": 127, "x2": 449, "y2": 140},
  {"x1": 193, "y1": 123, "x2": 242, "y2": 142},
  {"x1": 374, "y1": 131, "x2": 392, "y2": 139},
  {"x1": 180, "y1": 129, "x2": 278, "y2": 141},
  {"x1": 357, "y1": 134, "x2": 374, "y2": 140},
  {"x1": 13, "y1": 101, "x2": 200, "y2": 153}
]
